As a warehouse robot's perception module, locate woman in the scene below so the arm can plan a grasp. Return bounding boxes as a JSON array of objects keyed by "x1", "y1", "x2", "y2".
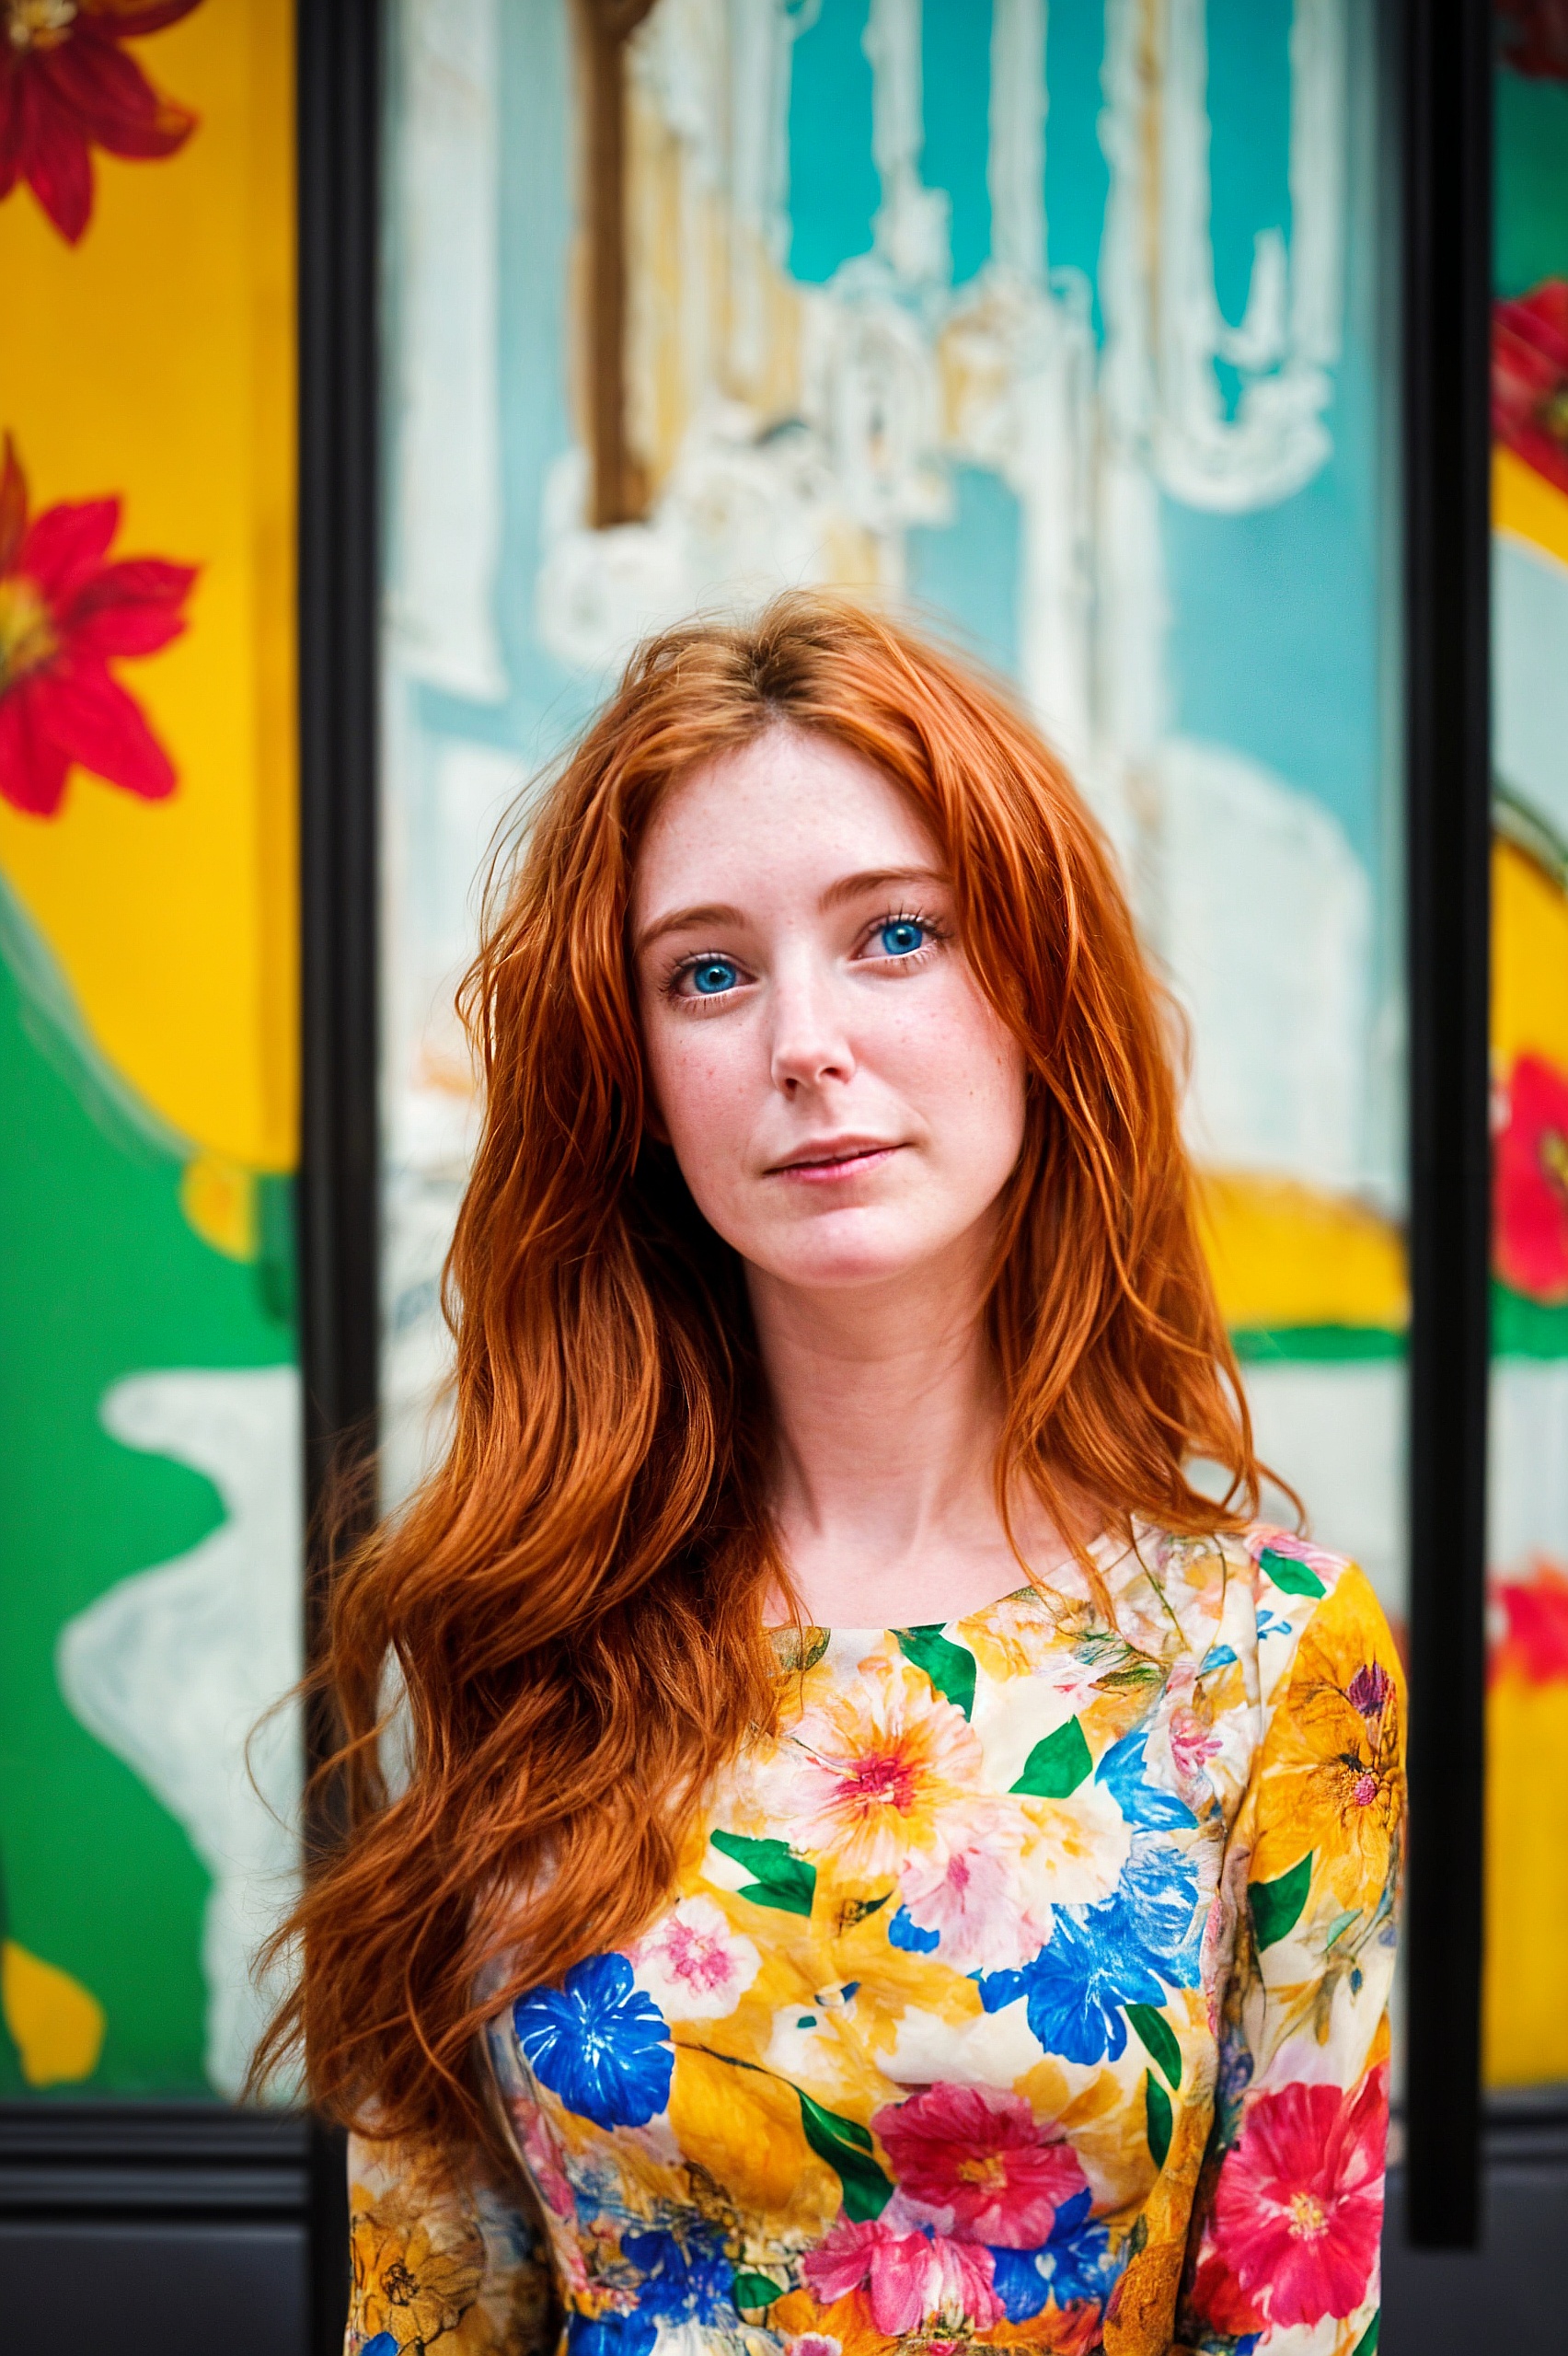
[{"x1": 275, "y1": 595, "x2": 1403, "y2": 2356}]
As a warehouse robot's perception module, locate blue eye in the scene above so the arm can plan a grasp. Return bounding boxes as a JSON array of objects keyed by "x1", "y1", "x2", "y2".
[
  {"x1": 690, "y1": 957, "x2": 739, "y2": 995},
  {"x1": 879, "y1": 918, "x2": 926, "y2": 957}
]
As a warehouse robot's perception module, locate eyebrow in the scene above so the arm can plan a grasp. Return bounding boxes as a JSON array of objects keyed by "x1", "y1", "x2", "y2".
[
  {"x1": 634, "y1": 866, "x2": 949, "y2": 954},
  {"x1": 820, "y1": 864, "x2": 947, "y2": 911}
]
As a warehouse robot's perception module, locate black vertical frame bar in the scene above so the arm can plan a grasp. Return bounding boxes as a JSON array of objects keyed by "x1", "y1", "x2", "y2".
[
  {"x1": 1401, "y1": 0, "x2": 1493, "y2": 2250},
  {"x1": 297, "y1": 0, "x2": 383, "y2": 2347}
]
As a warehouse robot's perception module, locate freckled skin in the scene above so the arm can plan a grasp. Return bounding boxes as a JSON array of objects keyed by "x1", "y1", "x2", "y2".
[
  {"x1": 632, "y1": 722, "x2": 1055, "y2": 1629},
  {"x1": 632, "y1": 725, "x2": 1026, "y2": 1299}
]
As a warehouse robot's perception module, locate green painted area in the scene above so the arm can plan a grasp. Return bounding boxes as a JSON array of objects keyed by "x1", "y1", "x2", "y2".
[
  {"x1": 0, "y1": 906, "x2": 294, "y2": 2095},
  {"x1": 1494, "y1": 1280, "x2": 1568, "y2": 1361},
  {"x1": 1496, "y1": 67, "x2": 1568, "y2": 297},
  {"x1": 1230, "y1": 1323, "x2": 1404, "y2": 1363}
]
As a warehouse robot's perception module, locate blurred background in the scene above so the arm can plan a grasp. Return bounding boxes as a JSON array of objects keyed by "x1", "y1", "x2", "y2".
[{"x1": 0, "y1": 0, "x2": 1563, "y2": 2348}]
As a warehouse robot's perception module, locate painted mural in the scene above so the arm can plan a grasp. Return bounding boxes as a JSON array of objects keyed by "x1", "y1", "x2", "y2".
[
  {"x1": 1484, "y1": 18, "x2": 1568, "y2": 2089},
  {"x1": 383, "y1": 0, "x2": 1405, "y2": 1610},
  {"x1": 0, "y1": 0, "x2": 301, "y2": 2097}
]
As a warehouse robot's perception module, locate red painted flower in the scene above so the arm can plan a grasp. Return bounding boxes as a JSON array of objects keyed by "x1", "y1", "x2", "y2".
[
  {"x1": 1499, "y1": 1, "x2": 1568, "y2": 81},
  {"x1": 1495, "y1": 1053, "x2": 1568, "y2": 1303},
  {"x1": 872, "y1": 2084, "x2": 1089, "y2": 2249},
  {"x1": 1206, "y1": 2068, "x2": 1386, "y2": 2330},
  {"x1": 0, "y1": 433, "x2": 196, "y2": 817},
  {"x1": 1493, "y1": 279, "x2": 1568, "y2": 498},
  {"x1": 1492, "y1": 1564, "x2": 1568, "y2": 1686},
  {"x1": 0, "y1": 0, "x2": 202, "y2": 247}
]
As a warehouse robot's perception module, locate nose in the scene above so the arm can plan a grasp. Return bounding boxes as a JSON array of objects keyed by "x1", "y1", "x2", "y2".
[{"x1": 768, "y1": 954, "x2": 856, "y2": 1096}]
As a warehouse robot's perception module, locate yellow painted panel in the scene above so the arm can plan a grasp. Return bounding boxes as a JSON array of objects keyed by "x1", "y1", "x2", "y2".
[
  {"x1": 1484, "y1": 1670, "x2": 1568, "y2": 2085},
  {"x1": 1495, "y1": 445, "x2": 1568, "y2": 572},
  {"x1": 1, "y1": 1938, "x2": 106, "y2": 2086},
  {"x1": 1195, "y1": 1171, "x2": 1407, "y2": 1334},
  {"x1": 1494, "y1": 837, "x2": 1568, "y2": 1079},
  {"x1": 179, "y1": 1149, "x2": 259, "y2": 1260},
  {"x1": 0, "y1": 0, "x2": 297, "y2": 1170}
]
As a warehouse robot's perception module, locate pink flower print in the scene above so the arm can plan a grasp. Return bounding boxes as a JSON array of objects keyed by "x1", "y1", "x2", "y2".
[
  {"x1": 628, "y1": 1896, "x2": 760, "y2": 2021},
  {"x1": 1248, "y1": 1526, "x2": 1343, "y2": 1582},
  {"x1": 1209, "y1": 2069, "x2": 1387, "y2": 2327},
  {"x1": 785, "y1": 1657, "x2": 985, "y2": 1879},
  {"x1": 872, "y1": 2085, "x2": 1089, "y2": 2249},
  {"x1": 802, "y1": 2216, "x2": 1002, "y2": 2334},
  {"x1": 1168, "y1": 1707, "x2": 1222, "y2": 1784},
  {"x1": 514, "y1": 2112, "x2": 587, "y2": 2291},
  {"x1": 895, "y1": 1833, "x2": 1048, "y2": 1975}
]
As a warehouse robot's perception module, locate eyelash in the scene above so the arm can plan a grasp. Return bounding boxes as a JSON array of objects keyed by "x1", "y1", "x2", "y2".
[{"x1": 662, "y1": 907, "x2": 949, "y2": 1010}]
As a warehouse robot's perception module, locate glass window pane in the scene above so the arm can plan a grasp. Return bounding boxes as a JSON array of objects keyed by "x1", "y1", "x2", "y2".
[
  {"x1": 380, "y1": 0, "x2": 1405, "y2": 1676},
  {"x1": 1484, "y1": 25, "x2": 1568, "y2": 2092},
  {"x1": 0, "y1": 3, "x2": 301, "y2": 2100}
]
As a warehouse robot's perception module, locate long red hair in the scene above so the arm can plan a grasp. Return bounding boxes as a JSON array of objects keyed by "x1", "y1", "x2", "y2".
[{"x1": 260, "y1": 593, "x2": 1262, "y2": 2154}]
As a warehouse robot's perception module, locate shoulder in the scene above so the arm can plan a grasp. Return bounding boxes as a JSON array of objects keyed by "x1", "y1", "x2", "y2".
[
  {"x1": 1119, "y1": 1519, "x2": 1402, "y2": 1715},
  {"x1": 1233, "y1": 1520, "x2": 1404, "y2": 1721}
]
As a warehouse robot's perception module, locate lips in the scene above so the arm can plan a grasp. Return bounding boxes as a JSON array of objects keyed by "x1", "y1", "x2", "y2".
[{"x1": 767, "y1": 1138, "x2": 904, "y2": 1179}]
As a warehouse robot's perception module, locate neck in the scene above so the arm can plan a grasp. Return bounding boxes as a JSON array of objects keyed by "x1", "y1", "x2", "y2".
[{"x1": 748, "y1": 1230, "x2": 1060, "y2": 1627}]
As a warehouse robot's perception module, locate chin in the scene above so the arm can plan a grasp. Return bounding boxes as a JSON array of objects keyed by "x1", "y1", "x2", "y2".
[{"x1": 752, "y1": 1212, "x2": 950, "y2": 1291}]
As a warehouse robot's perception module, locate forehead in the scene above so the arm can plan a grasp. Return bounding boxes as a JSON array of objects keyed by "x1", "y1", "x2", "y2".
[{"x1": 632, "y1": 727, "x2": 939, "y2": 916}]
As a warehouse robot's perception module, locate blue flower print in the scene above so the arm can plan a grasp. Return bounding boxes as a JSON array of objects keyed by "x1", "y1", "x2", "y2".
[
  {"x1": 987, "y1": 2246, "x2": 1053, "y2": 2323},
  {"x1": 513, "y1": 1952, "x2": 674, "y2": 2129},
  {"x1": 1106, "y1": 1832, "x2": 1203, "y2": 1982},
  {"x1": 1038, "y1": 2187, "x2": 1119, "y2": 2306},
  {"x1": 566, "y1": 2312, "x2": 659, "y2": 2356},
  {"x1": 888, "y1": 1904, "x2": 940, "y2": 1954},
  {"x1": 987, "y1": 2189, "x2": 1118, "y2": 2321},
  {"x1": 1096, "y1": 1730, "x2": 1196, "y2": 1830},
  {"x1": 978, "y1": 1900, "x2": 1168, "y2": 2062},
  {"x1": 975, "y1": 1820, "x2": 1202, "y2": 2063},
  {"x1": 620, "y1": 2223, "x2": 736, "y2": 2324}
]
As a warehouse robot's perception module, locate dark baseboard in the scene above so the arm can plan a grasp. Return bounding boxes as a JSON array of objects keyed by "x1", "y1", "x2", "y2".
[
  {"x1": 0, "y1": 2090, "x2": 1563, "y2": 2354},
  {"x1": 1383, "y1": 2088, "x2": 1568, "y2": 2352},
  {"x1": 0, "y1": 2102, "x2": 314, "y2": 2354},
  {"x1": 0, "y1": 2097, "x2": 311, "y2": 2222}
]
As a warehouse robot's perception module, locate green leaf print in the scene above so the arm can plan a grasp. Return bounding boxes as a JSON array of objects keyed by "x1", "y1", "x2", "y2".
[
  {"x1": 1260, "y1": 1545, "x2": 1326, "y2": 1600},
  {"x1": 797, "y1": 2089, "x2": 894, "y2": 2221},
  {"x1": 1251, "y1": 1852, "x2": 1314, "y2": 1949},
  {"x1": 709, "y1": 1830, "x2": 816, "y2": 1917},
  {"x1": 1125, "y1": 2002, "x2": 1182, "y2": 2090},
  {"x1": 894, "y1": 1625, "x2": 977, "y2": 1717},
  {"x1": 1145, "y1": 2071, "x2": 1172, "y2": 2171},
  {"x1": 1351, "y1": 2315, "x2": 1379, "y2": 2356},
  {"x1": 732, "y1": 2272, "x2": 786, "y2": 2313},
  {"x1": 1010, "y1": 1715, "x2": 1092, "y2": 1798}
]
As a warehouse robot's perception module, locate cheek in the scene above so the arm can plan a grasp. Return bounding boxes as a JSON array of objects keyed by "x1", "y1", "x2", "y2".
[
  {"x1": 894, "y1": 983, "x2": 1027, "y2": 1172},
  {"x1": 642, "y1": 1011, "x2": 752, "y2": 1171}
]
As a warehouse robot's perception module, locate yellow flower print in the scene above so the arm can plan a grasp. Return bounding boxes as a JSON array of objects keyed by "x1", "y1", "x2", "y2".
[
  {"x1": 782, "y1": 1653, "x2": 987, "y2": 1880},
  {"x1": 350, "y1": 2177, "x2": 486, "y2": 2350},
  {"x1": 1252, "y1": 1566, "x2": 1406, "y2": 1907},
  {"x1": 1015, "y1": 1774, "x2": 1132, "y2": 1911}
]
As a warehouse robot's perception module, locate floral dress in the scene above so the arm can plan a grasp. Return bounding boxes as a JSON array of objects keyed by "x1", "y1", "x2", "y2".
[{"x1": 347, "y1": 1523, "x2": 1403, "y2": 2356}]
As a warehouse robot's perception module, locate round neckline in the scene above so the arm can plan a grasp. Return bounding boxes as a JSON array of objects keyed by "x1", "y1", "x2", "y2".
[{"x1": 768, "y1": 1529, "x2": 1130, "y2": 1640}]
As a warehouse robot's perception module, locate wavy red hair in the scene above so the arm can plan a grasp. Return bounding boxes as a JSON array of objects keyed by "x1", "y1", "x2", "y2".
[{"x1": 259, "y1": 593, "x2": 1263, "y2": 2154}]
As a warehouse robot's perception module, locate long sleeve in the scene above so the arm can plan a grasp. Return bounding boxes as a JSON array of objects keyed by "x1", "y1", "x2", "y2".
[
  {"x1": 1175, "y1": 1548, "x2": 1405, "y2": 2356},
  {"x1": 346, "y1": 2126, "x2": 560, "y2": 2356}
]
